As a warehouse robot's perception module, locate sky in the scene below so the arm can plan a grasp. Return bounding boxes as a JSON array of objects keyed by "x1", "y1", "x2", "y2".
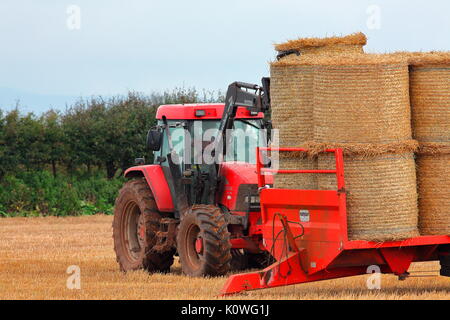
[{"x1": 0, "y1": 0, "x2": 449, "y2": 113}]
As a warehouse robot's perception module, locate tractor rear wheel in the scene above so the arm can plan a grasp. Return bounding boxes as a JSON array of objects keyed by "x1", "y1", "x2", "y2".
[
  {"x1": 177, "y1": 205, "x2": 232, "y2": 277},
  {"x1": 113, "y1": 179, "x2": 174, "y2": 273}
]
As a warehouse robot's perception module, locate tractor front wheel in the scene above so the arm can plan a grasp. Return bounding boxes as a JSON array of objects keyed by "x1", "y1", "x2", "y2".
[
  {"x1": 113, "y1": 179, "x2": 174, "y2": 273},
  {"x1": 177, "y1": 205, "x2": 232, "y2": 277}
]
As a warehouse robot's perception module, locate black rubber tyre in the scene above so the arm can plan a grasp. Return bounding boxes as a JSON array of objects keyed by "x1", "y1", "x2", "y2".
[
  {"x1": 177, "y1": 205, "x2": 232, "y2": 277},
  {"x1": 113, "y1": 179, "x2": 174, "y2": 273}
]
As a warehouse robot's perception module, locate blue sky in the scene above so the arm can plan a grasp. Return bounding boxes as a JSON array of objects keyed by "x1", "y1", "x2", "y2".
[{"x1": 0, "y1": 0, "x2": 449, "y2": 113}]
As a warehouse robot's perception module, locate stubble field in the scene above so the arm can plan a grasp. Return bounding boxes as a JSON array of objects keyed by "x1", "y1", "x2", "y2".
[{"x1": 0, "y1": 215, "x2": 449, "y2": 300}]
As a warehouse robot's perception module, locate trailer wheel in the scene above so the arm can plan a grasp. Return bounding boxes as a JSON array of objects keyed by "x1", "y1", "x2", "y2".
[
  {"x1": 177, "y1": 205, "x2": 232, "y2": 277},
  {"x1": 113, "y1": 179, "x2": 174, "y2": 273}
]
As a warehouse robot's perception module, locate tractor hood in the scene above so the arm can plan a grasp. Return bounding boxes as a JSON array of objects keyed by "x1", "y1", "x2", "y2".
[
  {"x1": 219, "y1": 161, "x2": 259, "y2": 185},
  {"x1": 218, "y1": 161, "x2": 273, "y2": 212}
]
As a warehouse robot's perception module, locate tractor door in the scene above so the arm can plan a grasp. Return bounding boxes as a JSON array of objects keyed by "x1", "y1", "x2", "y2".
[
  {"x1": 153, "y1": 119, "x2": 192, "y2": 217},
  {"x1": 153, "y1": 119, "x2": 221, "y2": 214}
]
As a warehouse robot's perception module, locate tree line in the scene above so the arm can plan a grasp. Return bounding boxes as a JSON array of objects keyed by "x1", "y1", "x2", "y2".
[{"x1": 0, "y1": 88, "x2": 223, "y2": 180}]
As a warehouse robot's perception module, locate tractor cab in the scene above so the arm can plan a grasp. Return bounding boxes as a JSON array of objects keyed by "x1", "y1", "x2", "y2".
[{"x1": 152, "y1": 103, "x2": 270, "y2": 212}]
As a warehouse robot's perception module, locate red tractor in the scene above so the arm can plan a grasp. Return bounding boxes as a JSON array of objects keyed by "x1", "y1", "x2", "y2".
[
  {"x1": 113, "y1": 80, "x2": 273, "y2": 276},
  {"x1": 113, "y1": 79, "x2": 450, "y2": 294}
]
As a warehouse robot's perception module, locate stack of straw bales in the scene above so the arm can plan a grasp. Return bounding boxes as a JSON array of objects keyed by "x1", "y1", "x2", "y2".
[
  {"x1": 409, "y1": 52, "x2": 450, "y2": 235},
  {"x1": 270, "y1": 33, "x2": 423, "y2": 241},
  {"x1": 271, "y1": 33, "x2": 366, "y2": 190}
]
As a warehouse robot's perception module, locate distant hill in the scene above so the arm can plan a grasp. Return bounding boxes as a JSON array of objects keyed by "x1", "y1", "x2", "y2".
[{"x1": 0, "y1": 87, "x2": 80, "y2": 114}]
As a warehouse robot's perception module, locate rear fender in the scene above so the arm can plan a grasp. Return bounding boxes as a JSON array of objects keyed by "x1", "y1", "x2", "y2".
[{"x1": 124, "y1": 165, "x2": 174, "y2": 212}]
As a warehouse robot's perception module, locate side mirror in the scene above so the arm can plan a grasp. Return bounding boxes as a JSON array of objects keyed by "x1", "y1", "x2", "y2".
[{"x1": 147, "y1": 129, "x2": 162, "y2": 151}]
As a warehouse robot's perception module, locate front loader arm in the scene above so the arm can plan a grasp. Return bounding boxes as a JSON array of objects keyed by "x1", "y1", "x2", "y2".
[{"x1": 205, "y1": 79, "x2": 271, "y2": 203}]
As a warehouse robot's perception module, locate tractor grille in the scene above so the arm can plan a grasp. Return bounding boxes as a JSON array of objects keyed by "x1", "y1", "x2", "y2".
[{"x1": 235, "y1": 184, "x2": 260, "y2": 212}]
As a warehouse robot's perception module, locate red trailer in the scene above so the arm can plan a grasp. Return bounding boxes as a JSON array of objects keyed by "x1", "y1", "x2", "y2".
[{"x1": 221, "y1": 147, "x2": 450, "y2": 294}]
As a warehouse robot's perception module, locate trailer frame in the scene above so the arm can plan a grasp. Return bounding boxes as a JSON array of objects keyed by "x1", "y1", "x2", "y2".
[{"x1": 221, "y1": 147, "x2": 450, "y2": 295}]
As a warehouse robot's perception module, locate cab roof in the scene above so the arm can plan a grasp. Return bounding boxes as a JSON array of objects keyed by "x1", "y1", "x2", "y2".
[{"x1": 155, "y1": 103, "x2": 264, "y2": 120}]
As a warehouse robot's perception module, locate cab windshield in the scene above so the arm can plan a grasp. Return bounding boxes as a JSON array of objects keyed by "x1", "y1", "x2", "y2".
[
  {"x1": 156, "y1": 119, "x2": 267, "y2": 165},
  {"x1": 226, "y1": 119, "x2": 266, "y2": 164}
]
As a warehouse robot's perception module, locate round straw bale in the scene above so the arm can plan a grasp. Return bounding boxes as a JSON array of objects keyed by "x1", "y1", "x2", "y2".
[
  {"x1": 409, "y1": 52, "x2": 450, "y2": 142},
  {"x1": 318, "y1": 152, "x2": 419, "y2": 241},
  {"x1": 275, "y1": 32, "x2": 367, "y2": 56},
  {"x1": 312, "y1": 55, "x2": 412, "y2": 144},
  {"x1": 417, "y1": 142, "x2": 450, "y2": 235}
]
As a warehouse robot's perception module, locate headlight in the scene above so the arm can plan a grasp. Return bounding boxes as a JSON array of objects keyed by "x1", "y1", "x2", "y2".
[{"x1": 245, "y1": 195, "x2": 260, "y2": 204}]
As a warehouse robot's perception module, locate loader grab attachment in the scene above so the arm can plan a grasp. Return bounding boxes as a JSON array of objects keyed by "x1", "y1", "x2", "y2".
[{"x1": 221, "y1": 147, "x2": 450, "y2": 295}]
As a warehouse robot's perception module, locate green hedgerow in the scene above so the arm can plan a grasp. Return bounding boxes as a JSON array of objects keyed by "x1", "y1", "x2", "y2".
[{"x1": 0, "y1": 170, "x2": 124, "y2": 216}]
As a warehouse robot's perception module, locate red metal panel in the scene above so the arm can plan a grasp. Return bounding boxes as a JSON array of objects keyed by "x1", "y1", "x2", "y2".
[
  {"x1": 260, "y1": 189, "x2": 340, "y2": 209},
  {"x1": 259, "y1": 188, "x2": 346, "y2": 275},
  {"x1": 124, "y1": 165, "x2": 174, "y2": 212},
  {"x1": 380, "y1": 247, "x2": 416, "y2": 275},
  {"x1": 221, "y1": 252, "x2": 368, "y2": 295},
  {"x1": 156, "y1": 103, "x2": 264, "y2": 120}
]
